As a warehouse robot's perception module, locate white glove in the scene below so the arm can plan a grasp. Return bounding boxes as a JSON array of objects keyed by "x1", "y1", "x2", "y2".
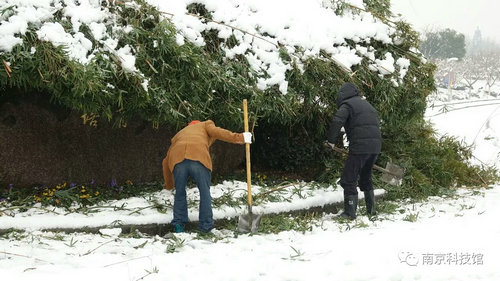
[{"x1": 243, "y1": 132, "x2": 252, "y2": 144}]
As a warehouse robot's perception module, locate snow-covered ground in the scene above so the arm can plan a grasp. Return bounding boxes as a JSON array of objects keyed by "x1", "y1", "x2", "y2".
[
  {"x1": 426, "y1": 83, "x2": 500, "y2": 168},
  {"x1": 1, "y1": 83, "x2": 499, "y2": 280},
  {"x1": 0, "y1": 187, "x2": 498, "y2": 281},
  {"x1": 0, "y1": 182, "x2": 385, "y2": 231}
]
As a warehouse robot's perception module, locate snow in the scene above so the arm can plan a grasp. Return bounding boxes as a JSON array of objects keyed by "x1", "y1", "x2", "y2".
[
  {"x1": 374, "y1": 52, "x2": 395, "y2": 75},
  {"x1": 146, "y1": 0, "x2": 401, "y2": 93},
  {"x1": 36, "y1": 22, "x2": 94, "y2": 64},
  {"x1": 1, "y1": 186, "x2": 499, "y2": 280},
  {"x1": 426, "y1": 85, "x2": 500, "y2": 168},
  {"x1": 115, "y1": 45, "x2": 138, "y2": 73},
  {"x1": 396, "y1": 57, "x2": 411, "y2": 79},
  {"x1": 0, "y1": 0, "x2": 410, "y2": 94}
]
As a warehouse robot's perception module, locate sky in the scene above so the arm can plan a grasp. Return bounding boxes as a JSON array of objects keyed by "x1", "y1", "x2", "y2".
[{"x1": 391, "y1": 0, "x2": 500, "y2": 42}]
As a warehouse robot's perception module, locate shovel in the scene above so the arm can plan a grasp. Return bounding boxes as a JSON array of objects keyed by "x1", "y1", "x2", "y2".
[
  {"x1": 330, "y1": 146, "x2": 404, "y2": 186},
  {"x1": 237, "y1": 99, "x2": 262, "y2": 233}
]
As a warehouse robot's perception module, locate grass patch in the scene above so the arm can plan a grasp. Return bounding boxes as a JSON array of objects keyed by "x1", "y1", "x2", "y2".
[
  {"x1": 403, "y1": 212, "x2": 419, "y2": 222},
  {"x1": 257, "y1": 212, "x2": 322, "y2": 234},
  {"x1": 1, "y1": 181, "x2": 164, "y2": 212}
]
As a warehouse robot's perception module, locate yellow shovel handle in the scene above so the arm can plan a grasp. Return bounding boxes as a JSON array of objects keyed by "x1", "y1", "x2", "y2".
[{"x1": 243, "y1": 99, "x2": 252, "y2": 207}]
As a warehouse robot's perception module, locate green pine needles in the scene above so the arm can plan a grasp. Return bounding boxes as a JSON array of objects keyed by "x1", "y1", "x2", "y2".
[{"x1": 0, "y1": 0, "x2": 497, "y2": 198}]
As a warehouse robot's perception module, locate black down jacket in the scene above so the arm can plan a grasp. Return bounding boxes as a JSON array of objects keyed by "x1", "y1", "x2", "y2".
[{"x1": 327, "y1": 83, "x2": 381, "y2": 154}]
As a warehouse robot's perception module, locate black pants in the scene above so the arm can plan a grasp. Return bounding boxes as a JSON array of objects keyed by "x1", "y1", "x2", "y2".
[{"x1": 340, "y1": 153, "x2": 379, "y2": 196}]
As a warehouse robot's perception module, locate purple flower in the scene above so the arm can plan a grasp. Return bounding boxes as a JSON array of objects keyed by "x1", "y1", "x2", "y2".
[
  {"x1": 8, "y1": 184, "x2": 13, "y2": 193},
  {"x1": 0, "y1": 198, "x2": 6, "y2": 202},
  {"x1": 110, "y1": 178, "x2": 117, "y2": 188},
  {"x1": 90, "y1": 179, "x2": 95, "y2": 185},
  {"x1": 70, "y1": 182, "x2": 76, "y2": 188}
]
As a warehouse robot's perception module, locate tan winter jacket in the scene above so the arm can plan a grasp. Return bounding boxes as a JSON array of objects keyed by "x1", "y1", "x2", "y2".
[{"x1": 162, "y1": 120, "x2": 245, "y2": 190}]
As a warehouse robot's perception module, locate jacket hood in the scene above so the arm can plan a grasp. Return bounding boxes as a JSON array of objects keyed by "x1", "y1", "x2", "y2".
[{"x1": 337, "y1": 82, "x2": 360, "y2": 107}]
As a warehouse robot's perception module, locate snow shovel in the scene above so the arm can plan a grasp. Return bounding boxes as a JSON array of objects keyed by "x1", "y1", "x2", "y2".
[
  {"x1": 237, "y1": 99, "x2": 262, "y2": 233},
  {"x1": 330, "y1": 146, "x2": 405, "y2": 186}
]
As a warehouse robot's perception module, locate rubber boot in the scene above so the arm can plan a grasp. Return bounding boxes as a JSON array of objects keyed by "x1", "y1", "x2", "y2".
[
  {"x1": 340, "y1": 195, "x2": 358, "y2": 220},
  {"x1": 364, "y1": 190, "x2": 376, "y2": 216}
]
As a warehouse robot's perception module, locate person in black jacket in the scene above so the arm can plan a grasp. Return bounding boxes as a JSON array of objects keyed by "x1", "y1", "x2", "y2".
[{"x1": 326, "y1": 82, "x2": 381, "y2": 219}]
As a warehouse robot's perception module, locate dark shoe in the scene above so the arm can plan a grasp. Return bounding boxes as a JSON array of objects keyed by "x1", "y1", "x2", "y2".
[
  {"x1": 340, "y1": 195, "x2": 358, "y2": 219},
  {"x1": 364, "y1": 190, "x2": 377, "y2": 216},
  {"x1": 174, "y1": 224, "x2": 184, "y2": 233}
]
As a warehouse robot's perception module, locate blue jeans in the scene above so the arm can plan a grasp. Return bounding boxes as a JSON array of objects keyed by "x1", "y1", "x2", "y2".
[{"x1": 172, "y1": 159, "x2": 213, "y2": 232}]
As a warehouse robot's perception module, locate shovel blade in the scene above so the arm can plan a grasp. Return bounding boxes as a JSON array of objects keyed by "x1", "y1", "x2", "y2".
[
  {"x1": 381, "y1": 162, "x2": 405, "y2": 186},
  {"x1": 237, "y1": 213, "x2": 262, "y2": 234}
]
